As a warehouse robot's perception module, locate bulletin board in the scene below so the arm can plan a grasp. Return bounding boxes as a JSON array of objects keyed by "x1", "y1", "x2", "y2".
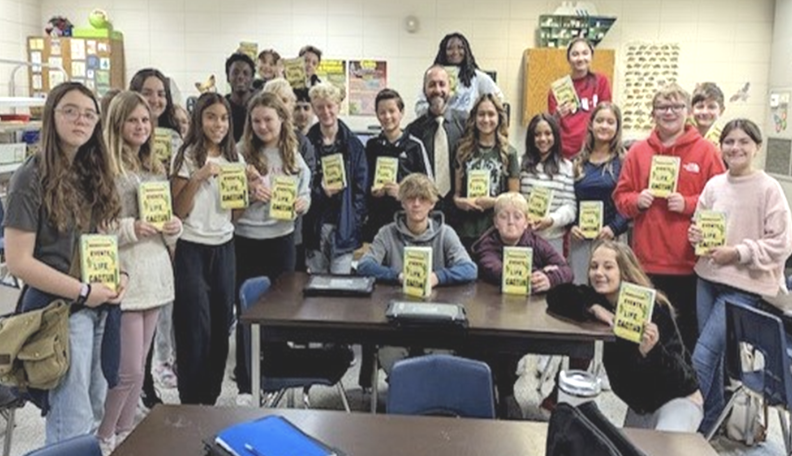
[{"x1": 522, "y1": 48, "x2": 615, "y2": 126}]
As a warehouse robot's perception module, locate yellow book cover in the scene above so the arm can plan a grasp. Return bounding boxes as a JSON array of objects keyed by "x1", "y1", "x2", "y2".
[
  {"x1": 321, "y1": 153, "x2": 347, "y2": 190},
  {"x1": 283, "y1": 57, "x2": 307, "y2": 89},
  {"x1": 219, "y1": 164, "x2": 249, "y2": 210},
  {"x1": 502, "y1": 246, "x2": 533, "y2": 295},
  {"x1": 237, "y1": 41, "x2": 258, "y2": 61},
  {"x1": 403, "y1": 246, "x2": 433, "y2": 298},
  {"x1": 153, "y1": 128, "x2": 173, "y2": 164},
  {"x1": 551, "y1": 75, "x2": 580, "y2": 112},
  {"x1": 648, "y1": 155, "x2": 680, "y2": 198},
  {"x1": 138, "y1": 181, "x2": 172, "y2": 231},
  {"x1": 704, "y1": 123, "x2": 724, "y2": 147},
  {"x1": 467, "y1": 169, "x2": 491, "y2": 199},
  {"x1": 695, "y1": 210, "x2": 726, "y2": 256},
  {"x1": 80, "y1": 234, "x2": 120, "y2": 293},
  {"x1": 444, "y1": 66, "x2": 459, "y2": 97},
  {"x1": 373, "y1": 156, "x2": 398, "y2": 190},
  {"x1": 527, "y1": 187, "x2": 553, "y2": 221},
  {"x1": 269, "y1": 175, "x2": 298, "y2": 221},
  {"x1": 613, "y1": 282, "x2": 657, "y2": 344},
  {"x1": 579, "y1": 201, "x2": 604, "y2": 239}
]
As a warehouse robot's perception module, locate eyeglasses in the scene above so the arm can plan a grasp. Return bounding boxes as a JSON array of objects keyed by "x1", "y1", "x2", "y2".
[
  {"x1": 56, "y1": 106, "x2": 99, "y2": 123},
  {"x1": 653, "y1": 104, "x2": 686, "y2": 114}
]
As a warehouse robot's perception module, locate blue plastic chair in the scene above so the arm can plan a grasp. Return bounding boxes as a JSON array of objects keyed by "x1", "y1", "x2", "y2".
[
  {"x1": 387, "y1": 354, "x2": 496, "y2": 419},
  {"x1": 239, "y1": 276, "x2": 352, "y2": 411},
  {"x1": 24, "y1": 434, "x2": 101, "y2": 456},
  {"x1": 707, "y1": 301, "x2": 792, "y2": 454}
]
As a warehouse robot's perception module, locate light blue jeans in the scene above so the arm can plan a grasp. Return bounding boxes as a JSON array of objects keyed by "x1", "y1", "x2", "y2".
[
  {"x1": 692, "y1": 277, "x2": 761, "y2": 435},
  {"x1": 307, "y1": 224, "x2": 353, "y2": 274},
  {"x1": 46, "y1": 309, "x2": 107, "y2": 444}
]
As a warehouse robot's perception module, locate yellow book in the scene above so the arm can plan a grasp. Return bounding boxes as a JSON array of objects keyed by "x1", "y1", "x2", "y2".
[
  {"x1": 153, "y1": 128, "x2": 173, "y2": 164},
  {"x1": 527, "y1": 187, "x2": 553, "y2": 222},
  {"x1": 467, "y1": 169, "x2": 490, "y2": 199},
  {"x1": 237, "y1": 41, "x2": 258, "y2": 61},
  {"x1": 269, "y1": 175, "x2": 298, "y2": 221},
  {"x1": 219, "y1": 164, "x2": 249, "y2": 210},
  {"x1": 80, "y1": 234, "x2": 120, "y2": 293},
  {"x1": 704, "y1": 122, "x2": 724, "y2": 147},
  {"x1": 444, "y1": 66, "x2": 459, "y2": 97},
  {"x1": 321, "y1": 153, "x2": 347, "y2": 190},
  {"x1": 579, "y1": 201, "x2": 604, "y2": 239},
  {"x1": 613, "y1": 282, "x2": 657, "y2": 344},
  {"x1": 695, "y1": 210, "x2": 726, "y2": 256},
  {"x1": 501, "y1": 246, "x2": 533, "y2": 295},
  {"x1": 283, "y1": 57, "x2": 307, "y2": 89},
  {"x1": 551, "y1": 75, "x2": 580, "y2": 112},
  {"x1": 372, "y1": 156, "x2": 398, "y2": 190},
  {"x1": 648, "y1": 155, "x2": 680, "y2": 198},
  {"x1": 138, "y1": 181, "x2": 172, "y2": 231},
  {"x1": 403, "y1": 246, "x2": 433, "y2": 298}
]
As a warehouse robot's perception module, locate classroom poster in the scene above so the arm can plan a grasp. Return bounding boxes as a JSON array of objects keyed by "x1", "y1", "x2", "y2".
[{"x1": 348, "y1": 60, "x2": 387, "y2": 116}]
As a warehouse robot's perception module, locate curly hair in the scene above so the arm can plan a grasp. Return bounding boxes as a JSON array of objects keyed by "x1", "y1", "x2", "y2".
[
  {"x1": 573, "y1": 102, "x2": 625, "y2": 181},
  {"x1": 240, "y1": 91, "x2": 300, "y2": 177},
  {"x1": 39, "y1": 82, "x2": 120, "y2": 232},
  {"x1": 433, "y1": 32, "x2": 479, "y2": 87},
  {"x1": 521, "y1": 113, "x2": 563, "y2": 179},
  {"x1": 129, "y1": 68, "x2": 180, "y2": 135},
  {"x1": 171, "y1": 93, "x2": 239, "y2": 178},
  {"x1": 105, "y1": 91, "x2": 163, "y2": 177},
  {"x1": 455, "y1": 93, "x2": 510, "y2": 168}
]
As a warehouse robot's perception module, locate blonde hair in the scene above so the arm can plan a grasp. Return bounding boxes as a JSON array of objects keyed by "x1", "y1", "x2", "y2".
[
  {"x1": 105, "y1": 91, "x2": 163, "y2": 177},
  {"x1": 263, "y1": 78, "x2": 296, "y2": 104},
  {"x1": 590, "y1": 240, "x2": 672, "y2": 309},
  {"x1": 398, "y1": 173, "x2": 439, "y2": 203},
  {"x1": 240, "y1": 91, "x2": 299, "y2": 176},
  {"x1": 309, "y1": 82, "x2": 343, "y2": 104},
  {"x1": 652, "y1": 83, "x2": 690, "y2": 109},
  {"x1": 494, "y1": 192, "x2": 528, "y2": 217}
]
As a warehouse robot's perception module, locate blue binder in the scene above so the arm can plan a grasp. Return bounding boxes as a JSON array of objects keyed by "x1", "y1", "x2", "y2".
[{"x1": 215, "y1": 415, "x2": 340, "y2": 456}]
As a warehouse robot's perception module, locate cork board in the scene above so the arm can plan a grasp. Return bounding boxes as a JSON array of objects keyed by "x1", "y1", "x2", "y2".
[{"x1": 522, "y1": 48, "x2": 615, "y2": 126}]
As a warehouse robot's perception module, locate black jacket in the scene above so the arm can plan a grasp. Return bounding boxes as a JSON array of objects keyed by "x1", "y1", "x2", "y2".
[{"x1": 547, "y1": 284, "x2": 700, "y2": 414}]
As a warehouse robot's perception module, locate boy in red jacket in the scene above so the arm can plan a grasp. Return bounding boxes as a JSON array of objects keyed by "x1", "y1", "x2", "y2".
[{"x1": 613, "y1": 84, "x2": 726, "y2": 354}]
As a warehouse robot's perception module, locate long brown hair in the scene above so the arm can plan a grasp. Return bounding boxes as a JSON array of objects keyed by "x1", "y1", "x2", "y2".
[
  {"x1": 105, "y1": 91, "x2": 163, "y2": 177},
  {"x1": 171, "y1": 92, "x2": 238, "y2": 178},
  {"x1": 39, "y1": 82, "x2": 120, "y2": 232},
  {"x1": 456, "y1": 93, "x2": 510, "y2": 168},
  {"x1": 240, "y1": 92, "x2": 299, "y2": 176},
  {"x1": 573, "y1": 102, "x2": 625, "y2": 181},
  {"x1": 590, "y1": 240, "x2": 672, "y2": 309}
]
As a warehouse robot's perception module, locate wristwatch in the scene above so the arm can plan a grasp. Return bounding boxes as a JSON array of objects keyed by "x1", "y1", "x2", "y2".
[{"x1": 75, "y1": 283, "x2": 91, "y2": 306}]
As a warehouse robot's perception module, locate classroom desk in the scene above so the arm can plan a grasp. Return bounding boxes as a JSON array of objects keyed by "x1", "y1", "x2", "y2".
[
  {"x1": 112, "y1": 405, "x2": 718, "y2": 456},
  {"x1": 241, "y1": 273, "x2": 614, "y2": 409}
]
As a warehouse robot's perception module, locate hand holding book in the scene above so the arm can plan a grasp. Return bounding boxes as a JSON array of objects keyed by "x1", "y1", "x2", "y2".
[{"x1": 638, "y1": 321, "x2": 659, "y2": 357}]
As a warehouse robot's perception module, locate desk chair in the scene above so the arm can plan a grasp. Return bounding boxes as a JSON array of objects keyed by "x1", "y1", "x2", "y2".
[
  {"x1": 706, "y1": 301, "x2": 792, "y2": 455},
  {"x1": 0, "y1": 385, "x2": 23, "y2": 456},
  {"x1": 239, "y1": 277, "x2": 352, "y2": 411},
  {"x1": 387, "y1": 354, "x2": 496, "y2": 418},
  {"x1": 23, "y1": 434, "x2": 101, "y2": 456}
]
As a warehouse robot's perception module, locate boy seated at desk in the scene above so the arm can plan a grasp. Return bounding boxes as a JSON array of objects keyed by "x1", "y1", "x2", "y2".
[
  {"x1": 469, "y1": 191, "x2": 573, "y2": 417},
  {"x1": 357, "y1": 173, "x2": 477, "y2": 373}
]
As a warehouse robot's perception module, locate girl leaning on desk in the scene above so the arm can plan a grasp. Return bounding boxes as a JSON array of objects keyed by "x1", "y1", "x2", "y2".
[{"x1": 547, "y1": 240, "x2": 703, "y2": 433}]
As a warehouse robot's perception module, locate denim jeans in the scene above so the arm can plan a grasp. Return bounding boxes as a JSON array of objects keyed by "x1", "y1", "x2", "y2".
[
  {"x1": 307, "y1": 224, "x2": 353, "y2": 274},
  {"x1": 692, "y1": 277, "x2": 761, "y2": 435}
]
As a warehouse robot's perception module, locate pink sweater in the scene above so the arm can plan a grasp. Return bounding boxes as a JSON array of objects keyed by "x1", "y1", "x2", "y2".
[{"x1": 694, "y1": 171, "x2": 792, "y2": 296}]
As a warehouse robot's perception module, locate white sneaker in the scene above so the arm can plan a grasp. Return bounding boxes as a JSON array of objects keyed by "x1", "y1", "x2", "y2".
[
  {"x1": 98, "y1": 435, "x2": 116, "y2": 456},
  {"x1": 236, "y1": 393, "x2": 253, "y2": 407}
]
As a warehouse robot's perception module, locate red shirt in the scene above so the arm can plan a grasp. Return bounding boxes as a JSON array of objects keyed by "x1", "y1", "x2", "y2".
[{"x1": 547, "y1": 73, "x2": 612, "y2": 159}]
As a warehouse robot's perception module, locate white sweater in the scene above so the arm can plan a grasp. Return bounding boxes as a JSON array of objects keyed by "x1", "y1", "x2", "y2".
[{"x1": 519, "y1": 158, "x2": 576, "y2": 242}]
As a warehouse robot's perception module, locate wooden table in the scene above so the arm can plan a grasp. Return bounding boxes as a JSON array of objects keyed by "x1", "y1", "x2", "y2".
[
  {"x1": 112, "y1": 405, "x2": 718, "y2": 456},
  {"x1": 241, "y1": 273, "x2": 614, "y2": 409}
]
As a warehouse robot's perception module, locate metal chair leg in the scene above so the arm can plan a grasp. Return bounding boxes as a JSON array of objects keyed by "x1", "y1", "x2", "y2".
[
  {"x1": 778, "y1": 408, "x2": 792, "y2": 456},
  {"x1": 706, "y1": 385, "x2": 745, "y2": 441},
  {"x1": 337, "y1": 382, "x2": 351, "y2": 413},
  {"x1": 266, "y1": 390, "x2": 287, "y2": 408},
  {"x1": 1, "y1": 407, "x2": 15, "y2": 456},
  {"x1": 302, "y1": 387, "x2": 311, "y2": 409}
]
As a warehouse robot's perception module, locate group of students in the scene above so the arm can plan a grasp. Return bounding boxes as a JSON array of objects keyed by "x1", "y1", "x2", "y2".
[{"x1": 3, "y1": 30, "x2": 792, "y2": 452}]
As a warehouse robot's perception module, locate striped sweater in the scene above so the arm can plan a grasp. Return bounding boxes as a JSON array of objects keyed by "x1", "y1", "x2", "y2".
[{"x1": 519, "y1": 158, "x2": 576, "y2": 241}]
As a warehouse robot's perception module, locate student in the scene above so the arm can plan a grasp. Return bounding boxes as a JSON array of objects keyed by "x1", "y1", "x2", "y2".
[
  {"x1": 99, "y1": 88, "x2": 121, "y2": 125},
  {"x1": 96, "y1": 91, "x2": 182, "y2": 452},
  {"x1": 471, "y1": 192, "x2": 573, "y2": 415},
  {"x1": 170, "y1": 92, "x2": 249, "y2": 405},
  {"x1": 357, "y1": 173, "x2": 477, "y2": 372},
  {"x1": 233, "y1": 91, "x2": 311, "y2": 400},
  {"x1": 569, "y1": 102, "x2": 629, "y2": 284},
  {"x1": 519, "y1": 113, "x2": 576, "y2": 255},
  {"x1": 364, "y1": 88, "x2": 432, "y2": 242},
  {"x1": 173, "y1": 104, "x2": 190, "y2": 138},
  {"x1": 253, "y1": 48, "x2": 282, "y2": 91},
  {"x1": 299, "y1": 45, "x2": 323, "y2": 87},
  {"x1": 687, "y1": 119, "x2": 792, "y2": 435},
  {"x1": 691, "y1": 82, "x2": 725, "y2": 144},
  {"x1": 415, "y1": 32, "x2": 504, "y2": 116},
  {"x1": 293, "y1": 88, "x2": 315, "y2": 136},
  {"x1": 453, "y1": 94, "x2": 519, "y2": 248},
  {"x1": 548, "y1": 38, "x2": 612, "y2": 160},
  {"x1": 613, "y1": 84, "x2": 726, "y2": 354},
  {"x1": 4, "y1": 82, "x2": 126, "y2": 444},
  {"x1": 304, "y1": 82, "x2": 367, "y2": 274},
  {"x1": 224, "y1": 52, "x2": 256, "y2": 143},
  {"x1": 548, "y1": 240, "x2": 703, "y2": 432}
]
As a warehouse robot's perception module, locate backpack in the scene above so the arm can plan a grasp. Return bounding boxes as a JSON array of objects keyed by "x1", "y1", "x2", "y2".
[
  {"x1": 724, "y1": 390, "x2": 767, "y2": 445},
  {"x1": 0, "y1": 299, "x2": 70, "y2": 390}
]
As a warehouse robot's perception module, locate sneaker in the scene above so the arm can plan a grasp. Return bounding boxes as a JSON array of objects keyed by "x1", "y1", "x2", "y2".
[
  {"x1": 236, "y1": 393, "x2": 254, "y2": 407},
  {"x1": 98, "y1": 435, "x2": 116, "y2": 456},
  {"x1": 154, "y1": 363, "x2": 178, "y2": 389}
]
